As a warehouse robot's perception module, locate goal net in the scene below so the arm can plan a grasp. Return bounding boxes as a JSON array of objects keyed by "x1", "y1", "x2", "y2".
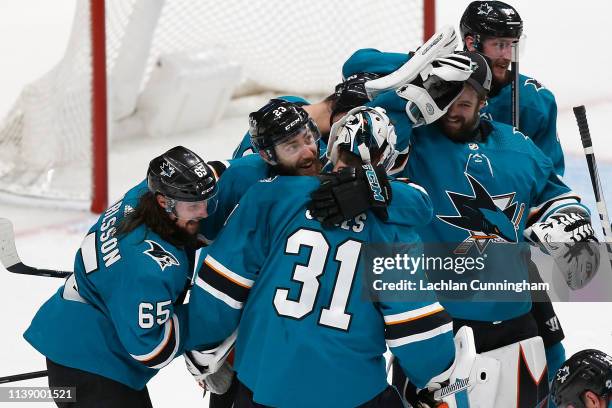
[{"x1": 0, "y1": 0, "x2": 435, "y2": 212}]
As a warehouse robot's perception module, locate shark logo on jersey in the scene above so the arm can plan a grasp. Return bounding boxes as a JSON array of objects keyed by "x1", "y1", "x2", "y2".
[
  {"x1": 477, "y1": 3, "x2": 493, "y2": 15},
  {"x1": 525, "y1": 78, "x2": 545, "y2": 92},
  {"x1": 143, "y1": 240, "x2": 180, "y2": 271},
  {"x1": 438, "y1": 173, "x2": 525, "y2": 254}
]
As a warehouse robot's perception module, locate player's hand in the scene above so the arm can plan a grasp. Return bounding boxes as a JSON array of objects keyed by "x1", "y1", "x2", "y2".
[
  {"x1": 404, "y1": 381, "x2": 448, "y2": 408},
  {"x1": 308, "y1": 164, "x2": 392, "y2": 228},
  {"x1": 185, "y1": 352, "x2": 234, "y2": 395}
]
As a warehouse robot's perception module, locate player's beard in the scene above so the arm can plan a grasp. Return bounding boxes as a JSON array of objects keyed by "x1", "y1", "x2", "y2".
[
  {"x1": 439, "y1": 109, "x2": 480, "y2": 142},
  {"x1": 491, "y1": 56, "x2": 511, "y2": 86},
  {"x1": 275, "y1": 158, "x2": 322, "y2": 176}
]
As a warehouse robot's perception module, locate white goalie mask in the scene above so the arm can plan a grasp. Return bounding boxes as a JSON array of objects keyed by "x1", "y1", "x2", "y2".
[{"x1": 327, "y1": 106, "x2": 399, "y2": 173}]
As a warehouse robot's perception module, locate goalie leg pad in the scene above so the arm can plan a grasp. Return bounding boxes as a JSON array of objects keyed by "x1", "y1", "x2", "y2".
[{"x1": 480, "y1": 336, "x2": 548, "y2": 408}]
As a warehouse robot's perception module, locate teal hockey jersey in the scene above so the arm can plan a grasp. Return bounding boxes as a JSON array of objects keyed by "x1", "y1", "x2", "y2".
[
  {"x1": 25, "y1": 180, "x2": 193, "y2": 390},
  {"x1": 188, "y1": 176, "x2": 455, "y2": 407}
]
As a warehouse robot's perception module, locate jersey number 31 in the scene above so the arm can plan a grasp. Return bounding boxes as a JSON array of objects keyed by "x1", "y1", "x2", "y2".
[{"x1": 273, "y1": 229, "x2": 360, "y2": 331}]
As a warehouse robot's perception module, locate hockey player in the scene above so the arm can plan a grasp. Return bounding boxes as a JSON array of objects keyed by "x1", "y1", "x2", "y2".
[
  {"x1": 231, "y1": 72, "x2": 380, "y2": 159},
  {"x1": 185, "y1": 106, "x2": 464, "y2": 407},
  {"x1": 193, "y1": 100, "x2": 452, "y2": 407},
  {"x1": 24, "y1": 146, "x2": 219, "y2": 407},
  {"x1": 459, "y1": 1, "x2": 569, "y2": 390},
  {"x1": 321, "y1": 50, "x2": 600, "y2": 406},
  {"x1": 551, "y1": 349, "x2": 612, "y2": 408},
  {"x1": 200, "y1": 98, "x2": 427, "y2": 244},
  {"x1": 460, "y1": 1, "x2": 564, "y2": 175}
]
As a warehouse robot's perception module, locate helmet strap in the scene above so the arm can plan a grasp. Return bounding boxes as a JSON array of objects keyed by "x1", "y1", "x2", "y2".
[
  {"x1": 259, "y1": 148, "x2": 277, "y2": 166},
  {"x1": 472, "y1": 34, "x2": 483, "y2": 52},
  {"x1": 164, "y1": 197, "x2": 179, "y2": 218}
]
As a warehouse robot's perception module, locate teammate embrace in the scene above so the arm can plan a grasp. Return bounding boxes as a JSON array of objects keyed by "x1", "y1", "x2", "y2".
[{"x1": 23, "y1": 2, "x2": 604, "y2": 408}]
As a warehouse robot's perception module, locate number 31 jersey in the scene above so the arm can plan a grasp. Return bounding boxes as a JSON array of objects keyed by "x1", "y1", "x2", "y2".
[{"x1": 187, "y1": 176, "x2": 455, "y2": 408}]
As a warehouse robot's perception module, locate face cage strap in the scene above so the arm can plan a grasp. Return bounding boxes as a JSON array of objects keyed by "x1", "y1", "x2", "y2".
[{"x1": 163, "y1": 197, "x2": 180, "y2": 223}]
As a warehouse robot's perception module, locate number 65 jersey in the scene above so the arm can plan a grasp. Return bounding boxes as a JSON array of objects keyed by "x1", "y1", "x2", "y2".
[
  {"x1": 187, "y1": 176, "x2": 455, "y2": 408},
  {"x1": 24, "y1": 180, "x2": 193, "y2": 390}
]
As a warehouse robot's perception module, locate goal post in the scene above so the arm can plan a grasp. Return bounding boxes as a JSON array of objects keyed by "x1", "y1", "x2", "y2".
[{"x1": 0, "y1": 0, "x2": 436, "y2": 213}]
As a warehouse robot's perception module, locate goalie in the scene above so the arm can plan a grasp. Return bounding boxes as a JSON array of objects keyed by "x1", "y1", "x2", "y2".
[{"x1": 311, "y1": 34, "x2": 600, "y2": 406}]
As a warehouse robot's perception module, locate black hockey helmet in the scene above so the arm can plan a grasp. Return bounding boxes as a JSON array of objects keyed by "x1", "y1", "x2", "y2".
[
  {"x1": 330, "y1": 72, "x2": 382, "y2": 125},
  {"x1": 551, "y1": 349, "x2": 612, "y2": 408},
  {"x1": 455, "y1": 51, "x2": 492, "y2": 97},
  {"x1": 147, "y1": 146, "x2": 217, "y2": 202},
  {"x1": 249, "y1": 99, "x2": 321, "y2": 164},
  {"x1": 460, "y1": 1, "x2": 523, "y2": 49}
]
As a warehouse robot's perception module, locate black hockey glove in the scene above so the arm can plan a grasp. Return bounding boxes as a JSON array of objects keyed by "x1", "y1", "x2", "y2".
[{"x1": 308, "y1": 164, "x2": 392, "y2": 228}]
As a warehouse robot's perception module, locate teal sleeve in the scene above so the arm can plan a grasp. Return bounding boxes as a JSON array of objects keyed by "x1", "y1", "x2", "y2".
[
  {"x1": 386, "y1": 178, "x2": 433, "y2": 228},
  {"x1": 103, "y1": 248, "x2": 189, "y2": 369},
  {"x1": 187, "y1": 189, "x2": 268, "y2": 349},
  {"x1": 342, "y1": 48, "x2": 410, "y2": 78}
]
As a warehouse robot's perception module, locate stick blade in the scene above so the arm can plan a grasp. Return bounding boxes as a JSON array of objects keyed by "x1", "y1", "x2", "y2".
[{"x1": 0, "y1": 218, "x2": 22, "y2": 269}]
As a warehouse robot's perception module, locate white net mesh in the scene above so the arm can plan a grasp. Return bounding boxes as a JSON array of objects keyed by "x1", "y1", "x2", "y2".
[{"x1": 0, "y1": 0, "x2": 427, "y2": 207}]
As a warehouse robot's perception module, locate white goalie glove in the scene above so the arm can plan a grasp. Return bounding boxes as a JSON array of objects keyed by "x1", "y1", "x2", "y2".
[
  {"x1": 365, "y1": 25, "x2": 458, "y2": 99},
  {"x1": 525, "y1": 209, "x2": 600, "y2": 289},
  {"x1": 184, "y1": 330, "x2": 236, "y2": 394},
  {"x1": 396, "y1": 53, "x2": 474, "y2": 126}
]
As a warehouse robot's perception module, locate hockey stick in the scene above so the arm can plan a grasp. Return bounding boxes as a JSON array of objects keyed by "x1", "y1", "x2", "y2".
[
  {"x1": 0, "y1": 370, "x2": 48, "y2": 384},
  {"x1": 573, "y1": 106, "x2": 612, "y2": 270},
  {"x1": 0, "y1": 218, "x2": 72, "y2": 279},
  {"x1": 511, "y1": 41, "x2": 520, "y2": 129}
]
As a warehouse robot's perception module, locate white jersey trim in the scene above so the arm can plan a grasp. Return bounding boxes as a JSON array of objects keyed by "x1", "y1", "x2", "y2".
[
  {"x1": 384, "y1": 302, "x2": 443, "y2": 324},
  {"x1": 196, "y1": 276, "x2": 244, "y2": 310},
  {"x1": 130, "y1": 314, "x2": 180, "y2": 369},
  {"x1": 205, "y1": 255, "x2": 254, "y2": 288},
  {"x1": 386, "y1": 322, "x2": 453, "y2": 348}
]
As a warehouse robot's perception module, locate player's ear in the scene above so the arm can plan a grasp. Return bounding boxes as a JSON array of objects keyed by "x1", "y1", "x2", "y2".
[
  {"x1": 581, "y1": 390, "x2": 599, "y2": 407},
  {"x1": 464, "y1": 36, "x2": 476, "y2": 51},
  {"x1": 478, "y1": 97, "x2": 487, "y2": 110},
  {"x1": 156, "y1": 194, "x2": 168, "y2": 210},
  {"x1": 258, "y1": 149, "x2": 274, "y2": 165}
]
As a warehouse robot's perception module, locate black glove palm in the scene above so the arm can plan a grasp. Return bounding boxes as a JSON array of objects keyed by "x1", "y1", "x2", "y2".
[{"x1": 308, "y1": 164, "x2": 392, "y2": 228}]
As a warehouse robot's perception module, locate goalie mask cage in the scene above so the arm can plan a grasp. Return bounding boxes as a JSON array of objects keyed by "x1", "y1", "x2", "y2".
[{"x1": 0, "y1": 0, "x2": 436, "y2": 213}]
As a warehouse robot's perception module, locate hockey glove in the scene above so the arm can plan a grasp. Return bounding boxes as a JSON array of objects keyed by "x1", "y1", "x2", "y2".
[
  {"x1": 525, "y1": 211, "x2": 600, "y2": 289},
  {"x1": 404, "y1": 381, "x2": 447, "y2": 408},
  {"x1": 184, "y1": 330, "x2": 237, "y2": 394},
  {"x1": 185, "y1": 353, "x2": 233, "y2": 395},
  {"x1": 364, "y1": 25, "x2": 458, "y2": 99},
  {"x1": 308, "y1": 164, "x2": 391, "y2": 228},
  {"x1": 397, "y1": 54, "x2": 473, "y2": 126}
]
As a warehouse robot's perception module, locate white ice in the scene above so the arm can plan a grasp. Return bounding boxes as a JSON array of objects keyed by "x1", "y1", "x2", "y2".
[{"x1": 1, "y1": 1, "x2": 611, "y2": 407}]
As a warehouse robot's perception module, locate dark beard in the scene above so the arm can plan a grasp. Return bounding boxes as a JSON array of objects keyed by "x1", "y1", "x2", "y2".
[{"x1": 439, "y1": 112, "x2": 481, "y2": 143}]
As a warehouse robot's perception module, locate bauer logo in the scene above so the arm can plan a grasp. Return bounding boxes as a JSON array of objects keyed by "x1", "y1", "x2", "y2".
[
  {"x1": 143, "y1": 240, "x2": 180, "y2": 271},
  {"x1": 426, "y1": 103, "x2": 434, "y2": 115}
]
